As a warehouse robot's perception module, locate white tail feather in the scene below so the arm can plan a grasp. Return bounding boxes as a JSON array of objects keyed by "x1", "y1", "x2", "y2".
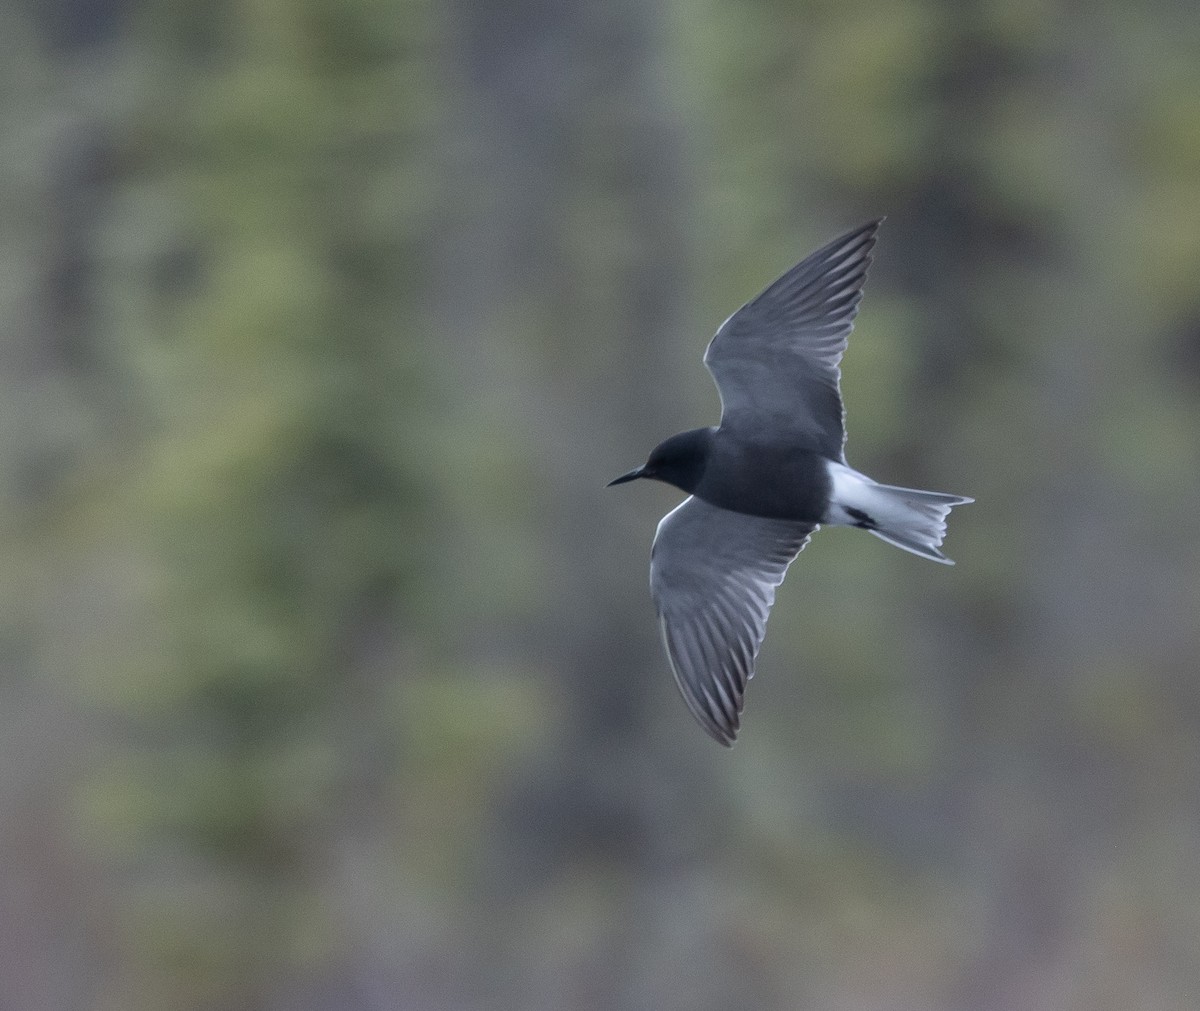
[{"x1": 824, "y1": 461, "x2": 973, "y2": 564}]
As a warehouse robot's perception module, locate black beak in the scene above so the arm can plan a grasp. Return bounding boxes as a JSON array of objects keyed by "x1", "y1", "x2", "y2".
[{"x1": 607, "y1": 465, "x2": 646, "y2": 487}]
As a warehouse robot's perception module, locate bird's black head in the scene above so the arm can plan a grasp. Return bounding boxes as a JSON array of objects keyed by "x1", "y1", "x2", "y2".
[{"x1": 607, "y1": 427, "x2": 714, "y2": 495}]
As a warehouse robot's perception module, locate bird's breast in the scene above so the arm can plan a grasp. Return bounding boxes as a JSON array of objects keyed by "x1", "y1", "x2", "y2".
[{"x1": 695, "y1": 440, "x2": 832, "y2": 522}]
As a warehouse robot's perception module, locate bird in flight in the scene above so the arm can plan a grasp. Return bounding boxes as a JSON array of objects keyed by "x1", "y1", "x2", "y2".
[{"x1": 608, "y1": 220, "x2": 972, "y2": 746}]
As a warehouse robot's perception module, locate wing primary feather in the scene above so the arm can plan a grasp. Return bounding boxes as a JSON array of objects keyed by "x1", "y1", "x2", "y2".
[
  {"x1": 777, "y1": 251, "x2": 871, "y2": 305},
  {"x1": 701, "y1": 681, "x2": 737, "y2": 741},
  {"x1": 713, "y1": 594, "x2": 756, "y2": 677},
  {"x1": 664, "y1": 623, "x2": 729, "y2": 744}
]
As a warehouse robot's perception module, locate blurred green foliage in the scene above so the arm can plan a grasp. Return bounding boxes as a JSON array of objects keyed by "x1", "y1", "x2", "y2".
[{"x1": 5, "y1": 0, "x2": 1200, "y2": 1008}]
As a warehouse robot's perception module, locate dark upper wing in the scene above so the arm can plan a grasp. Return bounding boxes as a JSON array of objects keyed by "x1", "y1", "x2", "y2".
[
  {"x1": 703, "y1": 220, "x2": 881, "y2": 459},
  {"x1": 649, "y1": 496, "x2": 814, "y2": 746}
]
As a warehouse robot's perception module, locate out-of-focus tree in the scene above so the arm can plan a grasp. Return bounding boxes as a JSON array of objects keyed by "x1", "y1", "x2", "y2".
[{"x1": 3, "y1": 0, "x2": 1200, "y2": 1008}]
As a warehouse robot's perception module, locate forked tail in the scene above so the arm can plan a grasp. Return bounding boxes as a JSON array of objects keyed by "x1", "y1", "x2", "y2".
[
  {"x1": 864, "y1": 484, "x2": 973, "y2": 563},
  {"x1": 826, "y1": 462, "x2": 973, "y2": 564}
]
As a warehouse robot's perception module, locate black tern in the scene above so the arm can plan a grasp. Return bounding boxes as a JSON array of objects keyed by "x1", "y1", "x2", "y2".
[{"x1": 608, "y1": 220, "x2": 972, "y2": 746}]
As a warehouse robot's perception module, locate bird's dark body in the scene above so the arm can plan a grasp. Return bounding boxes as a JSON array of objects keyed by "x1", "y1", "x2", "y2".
[{"x1": 634, "y1": 426, "x2": 833, "y2": 523}]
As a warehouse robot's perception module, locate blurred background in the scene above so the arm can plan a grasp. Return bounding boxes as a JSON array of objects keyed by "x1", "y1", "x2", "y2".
[{"x1": 5, "y1": 0, "x2": 1200, "y2": 1008}]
